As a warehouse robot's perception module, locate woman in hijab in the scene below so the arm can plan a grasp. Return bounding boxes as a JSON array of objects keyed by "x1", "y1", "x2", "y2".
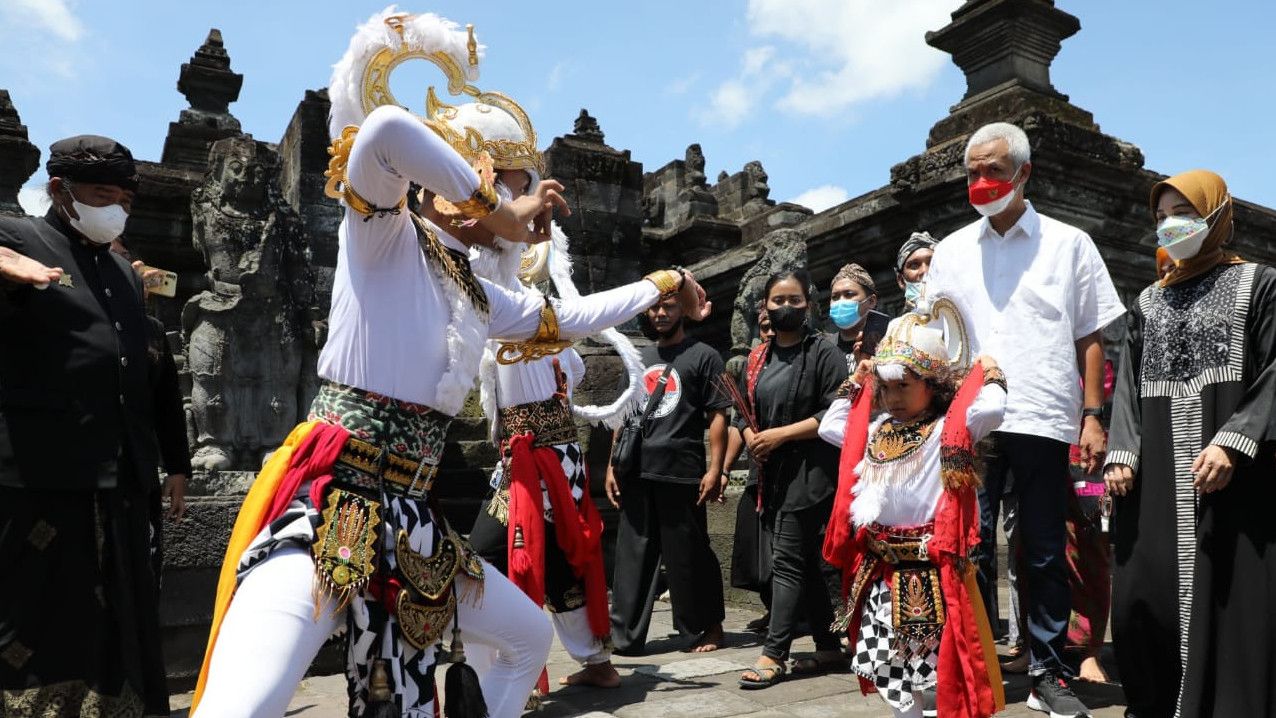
[{"x1": 1104, "y1": 169, "x2": 1276, "y2": 718}]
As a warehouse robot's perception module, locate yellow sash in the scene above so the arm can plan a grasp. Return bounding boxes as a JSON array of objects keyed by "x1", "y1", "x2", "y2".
[{"x1": 190, "y1": 421, "x2": 319, "y2": 715}]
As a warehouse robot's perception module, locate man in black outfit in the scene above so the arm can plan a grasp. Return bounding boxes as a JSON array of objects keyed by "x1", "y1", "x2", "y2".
[
  {"x1": 0, "y1": 136, "x2": 168, "y2": 716},
  {"x1": 606, "y1": 293, "x2": 731, "y2": 655}
]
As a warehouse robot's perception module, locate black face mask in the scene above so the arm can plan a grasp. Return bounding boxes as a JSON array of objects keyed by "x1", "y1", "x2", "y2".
[{"x1": 768, "y1": 305, "x2": 807, "y2": 332}]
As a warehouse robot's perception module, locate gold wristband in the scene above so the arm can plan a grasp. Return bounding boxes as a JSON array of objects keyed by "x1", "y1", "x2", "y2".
[
  {"x1": 983, "y1": 366, "x2": 1008, "y2": 392},
  {"x1": 644, "y1": 269, "x2": 683, "y2": 296},
  {"x1": 451, "y1": 180, "x2": 500, "y2": 220}
]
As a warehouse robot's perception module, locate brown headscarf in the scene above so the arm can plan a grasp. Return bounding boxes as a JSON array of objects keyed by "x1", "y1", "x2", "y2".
[
  {"x1": 1150, "y1": 169, "x2": 1245, "y2": 287},
  {"x1": 1154, "y1": 246, "x2": 1173, "y2": 281}
]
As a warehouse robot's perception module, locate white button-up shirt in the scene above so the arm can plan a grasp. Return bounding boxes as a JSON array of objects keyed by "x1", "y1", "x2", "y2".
[{"x1": 927, "y1": 202, "x2": 1124, "y2": 444}]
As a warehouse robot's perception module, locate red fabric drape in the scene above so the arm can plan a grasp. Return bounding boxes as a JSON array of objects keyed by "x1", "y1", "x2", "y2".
[{"x1": 267, "y1": 422, "x2": 350, "y2": 528}]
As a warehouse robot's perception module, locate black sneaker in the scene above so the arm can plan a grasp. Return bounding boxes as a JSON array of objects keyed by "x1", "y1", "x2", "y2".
[
  {"x1": 1027, "y1": 671, "x2": 1092, "y2": 718},
  {"x1": 920, "y1": 687, "x2": 937, "y2": 717}
]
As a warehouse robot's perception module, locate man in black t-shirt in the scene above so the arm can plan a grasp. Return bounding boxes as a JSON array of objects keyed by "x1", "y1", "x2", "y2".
[{"x1": 606, "y1": 294, "x2": 731, "y2": 655}]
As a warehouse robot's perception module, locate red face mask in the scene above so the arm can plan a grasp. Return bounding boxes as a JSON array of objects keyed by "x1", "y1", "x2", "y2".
[{"x1": 968, "y1": 176, "x2": 1013, "y2": 205}]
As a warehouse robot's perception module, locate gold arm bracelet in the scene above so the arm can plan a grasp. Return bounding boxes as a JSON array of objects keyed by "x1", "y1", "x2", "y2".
[
  {"x1": 495, "y1": 300, "x2": 572, "y2": 365},
  {"x1": 983, "y1": 366, "x2": 1008, "y2": 392},
  {"x1": 644, "y1": 269, "x2": 683, "y2": 296},
  {"x1": 450, "y1": 180, "x2": 500, "y2": 220}
]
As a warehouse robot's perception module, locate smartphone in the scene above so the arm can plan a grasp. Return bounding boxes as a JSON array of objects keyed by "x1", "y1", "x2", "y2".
[
  {"x1": 859, "y1": 310, "x2": 892, "y2": 357},
  {"x1": 140, "y1": 265, "x2": 178, "y2": 298}
]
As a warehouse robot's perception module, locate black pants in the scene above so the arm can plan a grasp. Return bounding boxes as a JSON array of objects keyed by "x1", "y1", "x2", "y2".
[
  {"x1": 764, "y1": 496, "x2": 839, "y2": 661},
  {"x1": 975, "y1": 432, "x2": 1072, "y2": 674},
  {"x1": 0, "y1": 486, "x2": 169, "y2": 716},
  {"x1": 469, "y1": 493, "x2": 585, "y2": 612},
  {"x1": 610, "y1": 477, "x2": 724, "y2": 655}
]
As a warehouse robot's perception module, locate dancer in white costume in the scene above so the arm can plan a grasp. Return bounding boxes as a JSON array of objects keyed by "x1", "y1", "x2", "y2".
[
  {"x1": 191, "y1": 9, "x2": 709, "y2": 717},
  {"x1": 468, "y1": 223, "x2": 649, "y2": 704}
]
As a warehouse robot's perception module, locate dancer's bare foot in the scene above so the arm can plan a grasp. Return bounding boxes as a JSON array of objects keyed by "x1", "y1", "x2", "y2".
[
  {"x1": 559, "y1": 661, "x2": 621, "y2": 688},
  {"x1": 1078, "y1": 654, "x2": 1110, "y2": 683},
  {"x1": 687, "y1": 624, "x2": 724, "y2": 653}
]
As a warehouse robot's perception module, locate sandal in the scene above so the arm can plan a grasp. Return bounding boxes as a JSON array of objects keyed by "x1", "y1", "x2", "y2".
[
  {"x1": 738, "y1": 660, "x2": 786, "y2": 689},
  {"x1": 790, "y1": 650, "x2": 847, "y2": 676}
]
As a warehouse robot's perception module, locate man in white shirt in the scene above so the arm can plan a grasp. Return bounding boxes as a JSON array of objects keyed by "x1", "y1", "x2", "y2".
[{"x1": 927, "y1": 122, "x2": 1123, "y2": 718}]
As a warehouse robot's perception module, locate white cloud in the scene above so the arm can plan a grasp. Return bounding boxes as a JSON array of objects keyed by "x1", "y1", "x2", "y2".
[
  {"x1": 18, "y1": 186, "x2": 52, "y2": 217},
  {"x1": 0, "y1": 0, "x2": 85, "y2": 81},
  {"x1": 750, "y1": 0, "x2": 957, "y2": 115},
  {"x1": 665, "y1": 73, "x2": 701, "y2": 96},
  {"x1": 546, "y1": 61, "x2": 570, "y2": 92},
  {"x1": 707, "y1": 0, "x2": 957, "y2": 122},
  {"x1": 790, "y1": 184, "x2": 849, "y2": 212},
  {"x1": 741, "y1": 46, "x2": 776, "y2": 76},
  {"x1": 696, "y1": 79, "x2": 752, "y2": 130},
  {"x1": 695, "y1": 45, "x2": 791, "y2": 129},
  {"x1": 1, "y1": 0, "x2": 84, "y2": 42}
]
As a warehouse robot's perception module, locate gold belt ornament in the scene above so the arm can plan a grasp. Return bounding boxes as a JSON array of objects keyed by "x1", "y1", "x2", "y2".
[
  {"x1": 395, "y1": 529, "x2": 484, "y2": 602},
  {"x1": 397, "y1": 590, "x2": 457, "y2": 650},
  {"x1": 312, "y1": 488, "x2": 381, "y2": 611},
  {"x1": 866, "y1": 533, "x2": 933, "y2": 564},
  {"x1": 336, "y1": 436, "x2": 439, "y2": 498}
]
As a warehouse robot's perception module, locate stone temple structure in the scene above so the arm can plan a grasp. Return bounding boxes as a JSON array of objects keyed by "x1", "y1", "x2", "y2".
[{"x1": 2, "y1": 0, "x2": 1274, "y2": 686}]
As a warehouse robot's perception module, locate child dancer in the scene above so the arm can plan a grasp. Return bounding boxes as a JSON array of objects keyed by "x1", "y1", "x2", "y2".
[{"x1": 819, "y1": 308, "x2": 1006, "y2": 718}]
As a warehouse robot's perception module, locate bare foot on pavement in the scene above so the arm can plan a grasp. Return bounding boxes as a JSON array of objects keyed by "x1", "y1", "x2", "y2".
[
  {"x1": 687, "y1": 624, "x2": 724, "y2": 653},
  {"x1": 560, "y1": 661, "x2": 621, "y2": 688}
]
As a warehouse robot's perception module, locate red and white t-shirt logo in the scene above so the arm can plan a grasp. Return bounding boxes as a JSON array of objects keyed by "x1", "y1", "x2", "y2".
[{"x1": 642, "y1": 364, "x2": 682, "y2": 419}]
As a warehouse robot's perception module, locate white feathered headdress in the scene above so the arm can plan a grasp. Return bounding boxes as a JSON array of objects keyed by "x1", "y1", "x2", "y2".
[
  {"x1": 328, "y1": 7, "x2": 481, "y2": 139},
  {"x1": 328, "y1": 6, "x2": 542, "y2": 182}
]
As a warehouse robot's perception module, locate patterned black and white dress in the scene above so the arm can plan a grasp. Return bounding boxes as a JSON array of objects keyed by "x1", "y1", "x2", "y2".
[{"x1": 1108, "y1": 262, "x2": 1276, "y2": 718}]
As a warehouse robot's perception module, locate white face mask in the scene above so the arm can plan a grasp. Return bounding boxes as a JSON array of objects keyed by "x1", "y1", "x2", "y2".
[
  {"x1": 1156, "y1": 216, "x2": 1208, "y2": 261},
  {"x1": 64, "y1": 196, "x2": 129, "y2": 244},
  {"x1": 1156, "y1": 200, "x2": 1227, "y2": 262}
]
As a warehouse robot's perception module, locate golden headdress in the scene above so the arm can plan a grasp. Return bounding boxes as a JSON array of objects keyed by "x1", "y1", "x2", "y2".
[
  {"x1": 874, "y1": 297, "x2": 971, "y2": 381},
  {"x1": 325, "y1": 7, "x2": 544, "y2": 216}
]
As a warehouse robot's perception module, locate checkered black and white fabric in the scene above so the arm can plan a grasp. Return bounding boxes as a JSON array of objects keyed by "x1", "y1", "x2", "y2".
[
  {"x1": 541, "y1": 442, "x2": 586, "y2": 523},
  {"x1": 851, "y1": 578, "x2": 938, "y2": 711}
]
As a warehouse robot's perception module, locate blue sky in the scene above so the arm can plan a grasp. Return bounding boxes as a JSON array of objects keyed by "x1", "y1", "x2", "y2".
[{"x1": 4, "y1": 0, "x2": 1275, "y2": 218}]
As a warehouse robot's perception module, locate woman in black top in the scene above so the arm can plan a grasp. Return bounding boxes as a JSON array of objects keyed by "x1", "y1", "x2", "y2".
[{"x1": 737, "y1": 270, "x2": 848, "y2": 688}]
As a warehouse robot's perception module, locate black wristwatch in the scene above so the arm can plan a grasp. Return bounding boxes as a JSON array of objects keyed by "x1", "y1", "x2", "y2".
[{"x1": 1081, "y1": 407, "x2": 1104, "y2": 420}]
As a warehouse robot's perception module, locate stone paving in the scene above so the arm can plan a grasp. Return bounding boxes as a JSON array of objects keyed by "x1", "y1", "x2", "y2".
[{"x1": 170, "y1": 600, "x2": 1128, "y2": 717}]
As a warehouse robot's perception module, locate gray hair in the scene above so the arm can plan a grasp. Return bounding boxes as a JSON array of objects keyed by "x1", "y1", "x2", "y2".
[{"x1": 965, "y1": 122, "x2": 1031, "y2": 169}]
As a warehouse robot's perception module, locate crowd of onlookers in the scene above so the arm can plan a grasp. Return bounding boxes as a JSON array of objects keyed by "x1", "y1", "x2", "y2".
[
  {"x1": 5, "y1": 119, "x2": 1272, "y2": 718},
  {"x1": 609, "y1": 121, "x2": 1276, "y2": 718}
]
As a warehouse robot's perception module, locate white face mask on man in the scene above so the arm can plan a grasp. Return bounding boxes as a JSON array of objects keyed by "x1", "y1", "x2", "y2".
[{"x1": 62, "y1": 184, "x2": 129, "y2": 245}]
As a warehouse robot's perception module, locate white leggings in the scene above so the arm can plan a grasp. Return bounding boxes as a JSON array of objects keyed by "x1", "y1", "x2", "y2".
[
  {"x1": 196, "y1": 546, "x2": 553, "y2": 718},
  {"x1": 891, "y1": 693, "x2": 924, "y2": 718}
]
